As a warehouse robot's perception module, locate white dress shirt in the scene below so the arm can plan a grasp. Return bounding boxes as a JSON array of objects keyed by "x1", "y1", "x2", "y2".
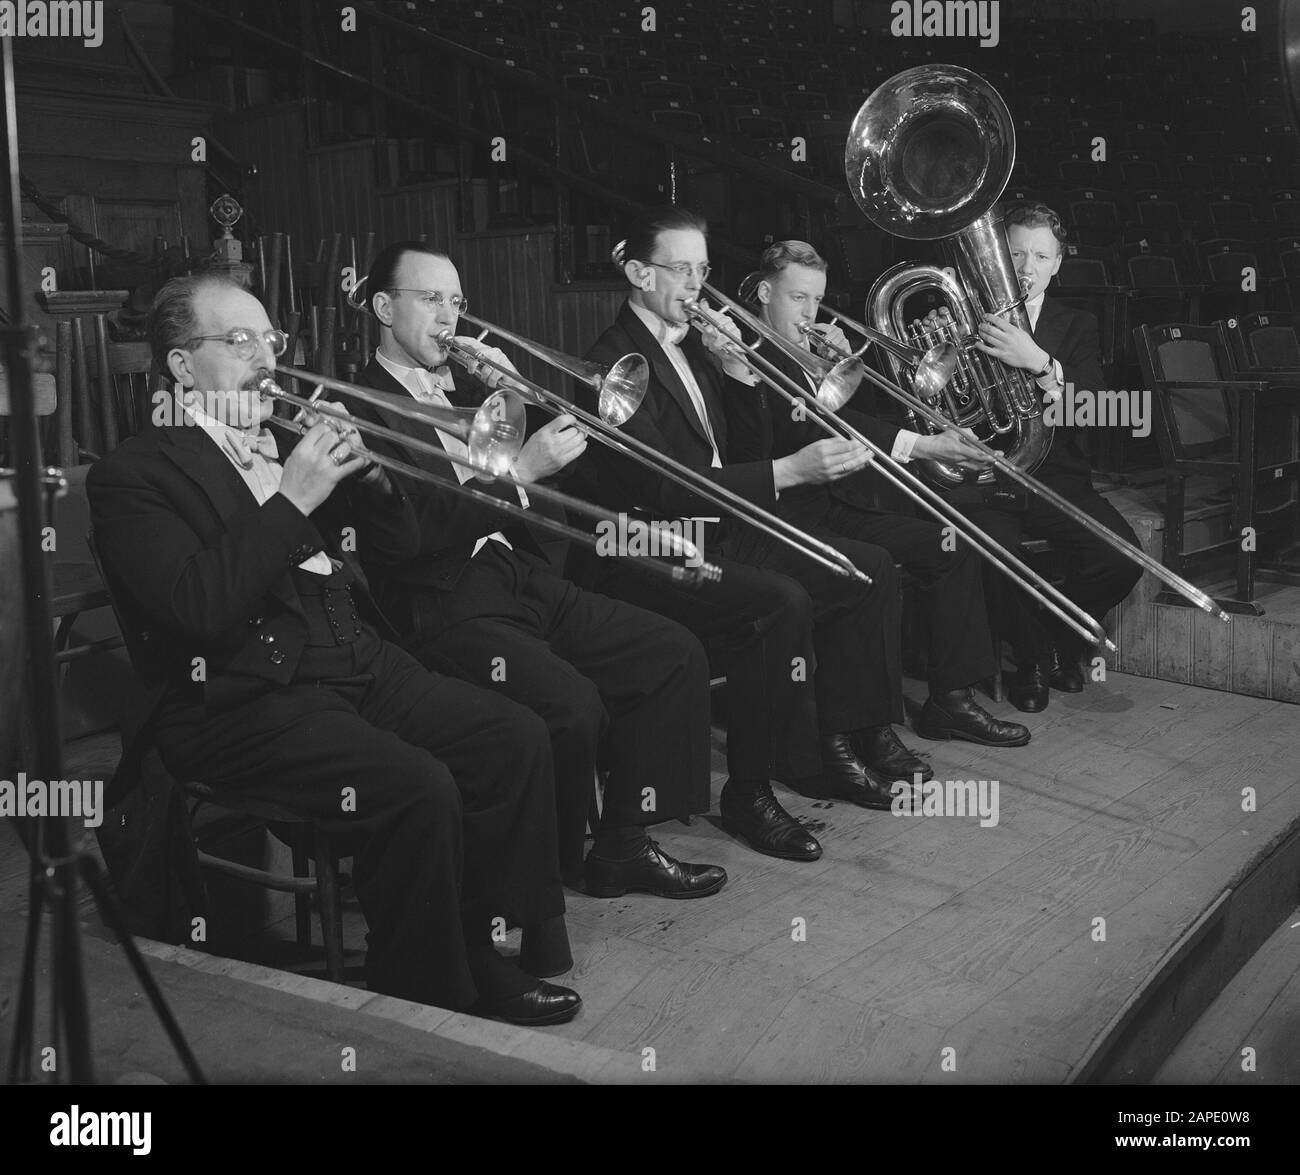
[
  {"x1": 183, "y1": 397, "x2": 334, "y2": 575},
  {"x1": 374, "y1": 349, "x2": 523, "y2": 558},
  {"x1": 630, "y1": 300, "x2": 723, "y2": 470},
  {"x1": 630, "y1": 300, "x2": 725, "y2": 522}
]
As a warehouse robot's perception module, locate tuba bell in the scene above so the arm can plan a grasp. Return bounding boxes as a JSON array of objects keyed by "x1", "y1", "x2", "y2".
[{"x1": 845, "y1": 64, "x2": 1052, "y2": 489}]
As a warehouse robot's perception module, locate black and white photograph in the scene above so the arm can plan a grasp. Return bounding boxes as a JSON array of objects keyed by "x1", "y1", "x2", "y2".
[{"x1": 0, "y1": 0, "x2": 1297, "y2": 1131}]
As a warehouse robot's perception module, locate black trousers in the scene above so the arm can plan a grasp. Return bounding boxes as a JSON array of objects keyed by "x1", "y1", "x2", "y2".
[
  {"x1": 585, "y1": 517, "x2": 900, "y2": 784},
  {"x1": 788, "y1": 499, "x2": 998, "y2": 693},
  {"x1": 152, "y1": 636, "x2": 562, "y2": 1013},
  {"x1": 949, "y1": 472, "x2": 1143, "y2": 663},
  {"x1": 404, "y1": 545, "x2": 712, "y2": 879}
]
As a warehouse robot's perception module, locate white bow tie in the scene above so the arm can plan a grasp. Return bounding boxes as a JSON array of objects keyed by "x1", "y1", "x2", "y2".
[
  {"x1": 223, "y1": 427, "x2": 278, "y2": 469},
  {"x1": 659, "y1": 321, "x2": 690, "y2": 347},
  {"x1": 413, "y1": 366, "x2": 457, "y2": 403}
]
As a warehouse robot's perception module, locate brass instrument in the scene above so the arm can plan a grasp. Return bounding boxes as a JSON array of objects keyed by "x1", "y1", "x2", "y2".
[
  {"x1": 846, "y1": 64, "x2": 1051, "y2": 489},
  {"x1": 432, "y1": 311, "x2": 871, "y2": 584},
  {"x1": 718, "y1": 264, "x2": 1230, "y2": 625},
  {"x1": 737, "y1": 272, "x2": 958, "y2": 404},
  {"x1": 258, "y1": 368, "x2": 721, "y2": 587},
  {"x1": 347, "y1": 275, "x2": 867, "y2": 581},
  {"x1": 702, "y1": 281, "x2": 1113, "y2": 649}
]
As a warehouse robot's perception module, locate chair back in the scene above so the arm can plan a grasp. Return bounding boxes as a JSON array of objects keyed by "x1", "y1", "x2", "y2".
[
  {"x1": 1134, "y1": 322, "x2": 1233, "y2": 456},
  {"x1": 1226, "y1": 311, "x2": 1300, "y2": 371}
]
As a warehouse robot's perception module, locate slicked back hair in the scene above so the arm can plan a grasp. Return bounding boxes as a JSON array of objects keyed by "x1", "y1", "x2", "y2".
[
  {"x1": 614, "y1": 206, "x2": 708, "y2": 268},
  {"x1": 365, "y1": 240, "x2": 452, "y2": 316},
  {"x1": 145, "y1": 273, "x2": 245, "y2": 368}
]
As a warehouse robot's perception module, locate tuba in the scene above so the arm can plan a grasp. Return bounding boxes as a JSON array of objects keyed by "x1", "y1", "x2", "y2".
[{"x1": 845, "y1": 65, "x2": 1051, "y2": 489}]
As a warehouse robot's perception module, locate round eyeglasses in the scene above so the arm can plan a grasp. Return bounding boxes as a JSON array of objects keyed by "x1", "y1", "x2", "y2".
[
  {"x1": 644, "y1": 260, "x2": 711, "y2": 282},
  {"x1": 186, "y1": 328, "x2": 289, "y2": 361},
  {"x1": 386, "y1": 289, "x2": 470, "y2": 313}
]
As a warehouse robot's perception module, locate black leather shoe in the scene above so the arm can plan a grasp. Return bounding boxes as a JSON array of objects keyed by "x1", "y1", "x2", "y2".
[
  {"x1": 719, "y1": 780, "x2": 822, "y2": 860},
  {"x1": 475, "y1": 981, "x2": 582, "y2": 1027},
  {"x1": 1005, "y1": 663, "x2": 1050, "y2": 714},
  {"x1": 1049, "y1": 647, "x2": 1085, "y2": 693},
  {"x1": 913, "y1": 688, "x2": 1032, "y2": 745},
  {"x1": 797, "y1": 734, "x2": 899, "y2": 811},
  {"x1": 585, "y1": 839, "x2": 727, "y2": 899},
  {"x1": 855, "y1": 724, "x2": 932, "y2": 782},
  {"x1": 519, "y1": 915, "x2": 573, "y2": 979}
]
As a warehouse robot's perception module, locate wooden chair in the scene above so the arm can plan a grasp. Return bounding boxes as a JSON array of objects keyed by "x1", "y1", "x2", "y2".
[
  {"x1": 183, "y1": 783, "x2": 346, "y2": 983},
  {"x1": 90, "y1": 316, "x2": 156, "y2": 453},
  {"x1": 1133, "y1": 321, "x2": 1300, "y2": 612},
  {"x1": 87, "y1": 528, "x2": 348, "y2": 982}
]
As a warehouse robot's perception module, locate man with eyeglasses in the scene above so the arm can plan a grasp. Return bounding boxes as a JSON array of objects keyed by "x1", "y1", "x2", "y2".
[
  {"x1": 572, "y1": 206, "x2": 934, "y2": 863},
  {"x1": 89, "y1": 273, "x2": 584, "y2": 1025},
  {"x1": 344, "y1": 241, "x2": 727, "y2": 914}
]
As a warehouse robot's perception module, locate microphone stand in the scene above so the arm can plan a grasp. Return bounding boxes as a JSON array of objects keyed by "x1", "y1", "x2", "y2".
[{"x1": 2, "y1": 37, "x2": 202, "y2": 1086}]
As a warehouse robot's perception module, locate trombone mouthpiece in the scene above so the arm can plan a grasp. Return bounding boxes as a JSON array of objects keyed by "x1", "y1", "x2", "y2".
[{"x1": 255, "y1": 369, "x2": 281, "y2": 399}]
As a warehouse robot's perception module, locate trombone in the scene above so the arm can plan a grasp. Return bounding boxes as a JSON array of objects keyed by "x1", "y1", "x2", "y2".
[
  {"x1": 256, "y1": 368, "x2": 722, "y2": 588},
  {"x1": 702, "y1": 278, "x2": 1232, "y2": 626},
  {"x1": 736, "y1": 272, "x2": 959, "y2": 402},
  {"x1": 430, "y1": 310, "x2": 872, "y2": 584},
  {"x1": 696, "y1": 285, "x2": 1113, "y2": 649}
]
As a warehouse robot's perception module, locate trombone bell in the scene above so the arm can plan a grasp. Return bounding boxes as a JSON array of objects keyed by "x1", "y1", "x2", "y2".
[
  {"x1": 599, "y1": 354, "x2": 648, "y2": 426},
  {"x1": 817, "y1": 357, "x2": 866, "y2": 413},
  {"x1": 465, "y1": 390, "x2": 525, "y2": 479}
]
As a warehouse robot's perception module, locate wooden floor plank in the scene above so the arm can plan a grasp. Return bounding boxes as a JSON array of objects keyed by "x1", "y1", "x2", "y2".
[
  {"x1": 5, "y1": 671, "x2": 1296, "y2": 1082},
  {"x1": 961, "y1": 790, "x2": 1300, "y2": 1069}
]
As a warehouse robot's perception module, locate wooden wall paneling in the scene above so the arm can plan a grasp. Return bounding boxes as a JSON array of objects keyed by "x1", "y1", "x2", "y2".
[
  {"x1": 1270, "y1": 622, "x2": 1300, "y2": 703},
  {"x1": 453, "y1": 230, "x2": 556, "y2": 390},
  {"x1": 1193, "y1": 606, "x2": 1233, "y2": 693},
  {"x1": 220, "y1": 103, "x2": 310, "y2": 246},
  {"x1": 0, "y1": 221, "x2": 71, "y2": 342},
  {"x1": 307, "y1": 142, "x2": 378, "y2": 251},
  {"x1": 376, "y1": 182, "x2": 457, "y2": 248},
  {"x1": 555, "y1": 287, "x2": 627, "y2": 361},
  {"x1": 17, "y1": 88, "x2": 215, "y2": 292},
  {"x1": 1230, "y1": 614, "x2": 1273, "y2": 698},
  {"x1": 1153, "y1": 604, "x2": 1193, "y2": 684}
]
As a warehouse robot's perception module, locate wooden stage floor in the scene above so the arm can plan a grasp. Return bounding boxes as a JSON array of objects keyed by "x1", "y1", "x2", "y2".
[{"x1": 3, "y1": 669, "x2": 1297, "y2": 1083}]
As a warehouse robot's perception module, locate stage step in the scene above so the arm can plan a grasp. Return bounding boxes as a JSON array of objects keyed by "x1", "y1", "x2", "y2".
[
  {"x1": 1106, "y1": 483, "x2": 1300, "y2": 704},
  {"x1": 1153, "y1": 906, "x2": 1300, "y2": 1085}
]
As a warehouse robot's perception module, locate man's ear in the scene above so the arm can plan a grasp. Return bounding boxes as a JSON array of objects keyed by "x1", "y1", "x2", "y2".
[
  {"x1": 165, "y1": 347, "x2": 193, "y2": 388},
  {"x1": 372, "y1": 290, "x2": 394, "y2": 327},
  {"x1": 624, "y1": 260, "x2": 653, "y2": 292},
  {"x1": 757, "y1": 279, "x2": 772, "y2": 305}
]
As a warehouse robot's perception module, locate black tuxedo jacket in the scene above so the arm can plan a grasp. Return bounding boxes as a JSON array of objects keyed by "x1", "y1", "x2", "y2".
[
  {"x1": 1030, "y1": 295, "x2": 1103, "y2": 479},
  {"x1": 348, "y1": 357, "x2": 549, "y2": 603},
  {"x1": 578, "y1": 300, "x2": 777, "y2": 522},
  {"x1": 720, "y1": 337, "x2": 901, "y2": 519},
  {"x1": 87, "y1": 419, "x2": 418, "y2": 718}
]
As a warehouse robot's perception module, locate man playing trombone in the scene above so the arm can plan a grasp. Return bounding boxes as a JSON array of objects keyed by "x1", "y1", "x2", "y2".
[
  {"x1": 575, "y1": 206, "x2": 939, "y2": 854},
  {"x1": 344, "y1": 241, "x2": 728, "y2": 911},
  {"x1": 89, "y1": 274, "x2": 583, "y2": 1025},
  {"x1": 723, "y1": 239, "x2": 1031, "y2": 749}
]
